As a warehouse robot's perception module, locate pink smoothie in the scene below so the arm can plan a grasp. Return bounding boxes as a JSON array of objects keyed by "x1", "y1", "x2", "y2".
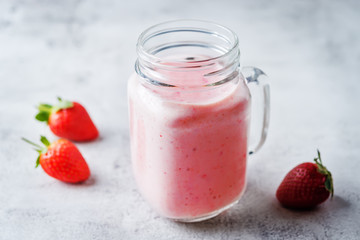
[{"x1": 128, "y1": 67, "x2": 250, "y2": 220}]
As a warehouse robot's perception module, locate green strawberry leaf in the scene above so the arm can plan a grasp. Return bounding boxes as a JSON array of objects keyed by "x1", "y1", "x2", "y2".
[
  {"x1": 35, "y1": 98, "x2": 73, "y2": 123},
  {"x1": 40, "y1": 136, "x2": 50, "y2": 147},
  {"x1": 35, "y1": 112, "x2": 50, "y2": 122},
  {"x1": 36, "y1": 104, "x2": 53, "y2": 124},
  {"x1": 36, "y1": 156, "x2": 40, "y2": 168},
  {"x1": 325, "y1": 177, "x2": 331, "y2": 191},
  {"x1": 39, "y1": 104, "x2": 53, "y2": 110},
  {"x1": 38, "y1": 104, "x2": 52, "y2": 111},
  {"x1": 314, "y1": 149, "x2": 334, "y2": 198}
]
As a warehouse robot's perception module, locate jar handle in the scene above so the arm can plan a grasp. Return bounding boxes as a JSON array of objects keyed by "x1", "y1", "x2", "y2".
[{"x1": 242, "y1": 66, "x2": 270, "y2": 155}]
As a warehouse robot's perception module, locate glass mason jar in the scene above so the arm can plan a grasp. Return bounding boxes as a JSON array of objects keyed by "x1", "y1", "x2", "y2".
[{"x1": 128, "y1": 20, "x2": 270, "y2": 222}]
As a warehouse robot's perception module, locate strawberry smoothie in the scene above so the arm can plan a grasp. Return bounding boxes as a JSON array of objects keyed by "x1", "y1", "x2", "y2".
[{"x1": 128, "y1": 67, "x2": 251, "y2": 220}]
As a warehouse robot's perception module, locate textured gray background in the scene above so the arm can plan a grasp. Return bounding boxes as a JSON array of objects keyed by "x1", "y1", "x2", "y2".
[{"x1": 1, "y1": 0, "x2": 360, "y2": 239}]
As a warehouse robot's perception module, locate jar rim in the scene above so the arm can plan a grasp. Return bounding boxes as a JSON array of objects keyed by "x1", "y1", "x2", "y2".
[
  {"x1": 135, "y1": 19, "x2": 241, "y2": 88},
  {"x1": 136, "y1": 19, "x2": 239, "y2": 65}
]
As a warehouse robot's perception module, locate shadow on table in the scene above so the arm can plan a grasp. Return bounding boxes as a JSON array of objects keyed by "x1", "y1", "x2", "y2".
[
  {"x1": 175, "y1": 180, "x2": 350, "y2": 235},
  {"x1": 56, "y1": 175, "x2": 97, "y2": 188}
]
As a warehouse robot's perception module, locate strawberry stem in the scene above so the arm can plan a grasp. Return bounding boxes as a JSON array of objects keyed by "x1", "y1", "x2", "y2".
[
  {"x1": 314, "y1": 149, "x2": 334, "y2": 198},
  {"x1": 21, "y1": 137, "x2": 43, "y2": 149},
  {"x1": 54, "y1": 97, "x2": 73, "y2": 111}
]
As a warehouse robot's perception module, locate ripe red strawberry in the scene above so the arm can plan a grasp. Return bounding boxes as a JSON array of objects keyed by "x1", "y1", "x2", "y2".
[
  {"x1": 22, "y1": 136, "x2": 90, "y2": 183},
  {"x1": 276, "y1": 150, "x2": 334, "y2": 209},
  {"x1": 35, "y1": 97, "x2": 99, "y2": 142}
]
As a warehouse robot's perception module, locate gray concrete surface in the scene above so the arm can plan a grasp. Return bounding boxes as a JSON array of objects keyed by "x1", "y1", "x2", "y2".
[{"x1": 0, "y1": 0, "x2": 359, "y2": 239}]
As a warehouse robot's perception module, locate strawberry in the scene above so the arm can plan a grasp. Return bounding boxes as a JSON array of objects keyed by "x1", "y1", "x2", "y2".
[
  {"x1": 35, "y1": 97, "x2": 99, "y2": 142},
  {"x1": 22, "y1": 136, "x2": 90, "y2": 183},
  {"x1": 276, "y1": 150, "x2": 334, "y2": 209}
]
